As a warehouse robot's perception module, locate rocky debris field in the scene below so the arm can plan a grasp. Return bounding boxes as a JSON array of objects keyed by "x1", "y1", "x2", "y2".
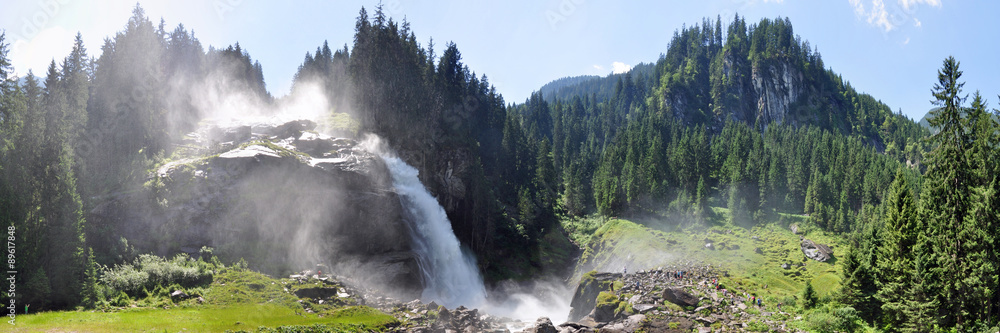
[
  {"x1": 293, "y1": 260, "x2": 809, "y2": 333},
  {"x1": 555, "y1": 262, "x2": 807, "y2": 333}
]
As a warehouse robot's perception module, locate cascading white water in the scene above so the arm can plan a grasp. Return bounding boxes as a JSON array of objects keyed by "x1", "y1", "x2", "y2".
[{"x1": 381, "y1": 155, "x2": 487, "y2": 308}]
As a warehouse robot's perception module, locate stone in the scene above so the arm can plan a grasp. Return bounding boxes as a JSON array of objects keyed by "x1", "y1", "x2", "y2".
[
  {"x1": 801, "y1": 238, "x2": 834, "y2": 262},
  {"x1": 781, "y1": 263, "x2": 791, "y2": 269},
  {"x1": 790, "y1": 223, "x2": 801, "y2": 235},
  {"x1": 704, "y1": 243, "x2": 714, "y2": 250},
  {"x1": 568, "y1": 272, "x2": 621, "y2": 322},
  {"x1": 661, "y1": 287, "x2": 699, "y2": 307},
  {"x1": 593, "y1": 300, "x2": 618, "y2": 323},
  {"x1": 528, "y1": 317, "x2": 558, "y2": 333},
  {"x1": 632, "y1": 304, "x2": 656, "y2": 314},
  {"x1": 170, "y1": 290, "x2": 188, "y2": 299},
  {"x1": 294, "y1": 287, "x2": 339, "y2": 299}
]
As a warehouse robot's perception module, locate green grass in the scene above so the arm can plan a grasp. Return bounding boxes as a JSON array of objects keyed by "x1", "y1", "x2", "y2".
[
  {"x1": 14, "y1": 304, "x2": 396, "y2": 332},
  {"x1": 15, "y1": 269, "x2": 396, "y2": 332},
  {"x1": 573, "y1": 207, "x2": 849, "y2": 312}
]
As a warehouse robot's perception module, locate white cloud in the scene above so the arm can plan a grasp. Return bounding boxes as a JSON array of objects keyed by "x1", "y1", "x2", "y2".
[
  {"x1": 9, "y1": 26, "x2": 75, "y2": 77},
  {"x1": 900, "y1": 0, "x2": 941, "y2": 10},
  {"x1": 611, "y1": 62, "x2": 632, "y2": 74},
  {"x1": 593, "y1": 65, "x2": 604, "y2": 71},
  {"x1": 849, "y1": 0, "x2": 941, "y2": 33},
  {"x1": 903, "y1": 37, "x2": 910, "y2": 44}
]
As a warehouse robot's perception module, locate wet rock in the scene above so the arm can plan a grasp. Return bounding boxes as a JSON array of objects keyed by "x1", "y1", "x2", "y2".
[
  {"x1": 293, "y1": 131, "x2": 338, "y2": 155},
  {"x1": 526, "y1": 317, "x2": 558, "y2": 333},
  {"x1": 568, "y1": 272, "x2": 620, "y2": 322},
  {"x1": 253, "y1": 119, "x2": 317, "y2": 138}
]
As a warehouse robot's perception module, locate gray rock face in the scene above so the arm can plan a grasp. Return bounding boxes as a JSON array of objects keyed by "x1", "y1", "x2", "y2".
[
  {"x1": 801, "y1": 239, "x2": 834, "y2": 262},
  {"x1": 752, "y1": 61, "x2": 802, "y2": 126},
  {"x1": 90, "y1": 118, "x2": 422, "y2": 296},
  {"x1": 568, "y1": 272, "x2": 621, "y2": 322}
]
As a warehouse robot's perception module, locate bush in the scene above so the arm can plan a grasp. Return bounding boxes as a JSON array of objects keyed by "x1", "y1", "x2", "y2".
[
  {"x1": 99, "y1": 253, "x2": 217, "y2": 298},
  {"x1": 806, "y1": 304, "x2": 860, "y2": 333}
]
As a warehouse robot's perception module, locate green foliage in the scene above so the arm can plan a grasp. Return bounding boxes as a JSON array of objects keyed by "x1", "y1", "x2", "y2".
[
  {"x1": 802, "y1": 281, "x2": 818, "y2": 309},
  {"x1": 805, "y1": 304, "x2": 861, "y2": 333},
  {"x1": 99, "y1": 253, "x2": 215, "y2": 298},
  {"x1": 746, "y1": 320, "x2": 770, "y2": 332},
  {"x1": 838, "y1": 57, "x2": 1000, "y2": 331}
]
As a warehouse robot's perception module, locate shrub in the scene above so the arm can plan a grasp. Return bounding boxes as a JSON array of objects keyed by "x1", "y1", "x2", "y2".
[
  {"x1": 806, "y1": 304, "x2": 860, "y2": 333},
  {"x1": 99, "y1": 253, "x2": 216, "y2": 298}
]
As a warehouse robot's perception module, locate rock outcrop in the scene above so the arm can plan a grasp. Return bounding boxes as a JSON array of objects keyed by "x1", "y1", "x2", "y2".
[
  {"x1": 568, "y1": 272, "x2": 621, "y2": 322},
  {"x1": 89, "y1": 118, "x2": 422, "y2": 296},
  {"x1": 752, "y1": 61, "x2": 803, "y2": 126},
  {"x1": 800, "y1": 239, "x2": 833, "y2": 262}
]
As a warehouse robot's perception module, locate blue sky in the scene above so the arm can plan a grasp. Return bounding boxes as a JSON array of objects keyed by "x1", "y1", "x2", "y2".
[{"x1": 1, "y1": 0, "x2": 996, "y2": 120}]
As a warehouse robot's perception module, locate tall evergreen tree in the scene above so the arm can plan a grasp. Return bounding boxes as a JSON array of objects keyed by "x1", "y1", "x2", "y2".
[{"x1": 876, "y1": 169, "x2": 919, "y2": 331}]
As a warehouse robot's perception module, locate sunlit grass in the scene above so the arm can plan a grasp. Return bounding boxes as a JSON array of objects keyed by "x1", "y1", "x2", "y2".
[
  {"x1": 14, "y1": 304, "x2": 396, "y2": 332},
  {"x1": 13, "y1": 269, "x2": 397, "y2": 332},
  {"x1": 572, "y1": 206, "x2": 848, "y2": 312}
]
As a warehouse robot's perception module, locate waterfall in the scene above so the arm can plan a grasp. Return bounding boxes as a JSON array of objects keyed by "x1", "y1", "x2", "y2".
[{"x1": 381, "y1": 155, "x2": 487, "y2": 308}]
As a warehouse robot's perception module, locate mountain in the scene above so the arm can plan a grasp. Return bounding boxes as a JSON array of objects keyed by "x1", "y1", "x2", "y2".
[
  {"x1": 537, "y1": 63, "x2": 655, "y2": 103},
  {"x1": 918, "y1": 107, "x2": 942, "y2": 134}
]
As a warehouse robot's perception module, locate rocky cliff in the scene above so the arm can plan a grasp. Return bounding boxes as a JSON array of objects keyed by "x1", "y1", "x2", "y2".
[{"x1": 89, "y1": 118, "x2": 423, "y2": 296}]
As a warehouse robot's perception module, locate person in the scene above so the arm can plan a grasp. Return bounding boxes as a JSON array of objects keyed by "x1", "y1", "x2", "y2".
[{"x1": 25, "y1": 304, "x2": 29, "y2": 314}]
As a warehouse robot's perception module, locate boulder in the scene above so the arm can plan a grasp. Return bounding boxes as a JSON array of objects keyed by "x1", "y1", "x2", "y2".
[
  {"x1": 170, "y1": 290, "x2": 189, "y2": 299},
  {"x1": 568, "y1": 272, "x2": 621, "y2": 322},
  {"x1": 527, "y1": 317, "x2": 557, "y2": 333},
  {"x1": 790, "y1": 223, "x2": 800, "y2": 235},
  {"x1": 294, "y1": 287, "x2": 340, "y2": 299},
  {"x1": 801, "y1": 239, "x2": 834, "y2": 262},
  {"x1": 253, "y1": 119, "x2": 317, "y2": 138},
  {"x1": 661, "y1": 287, "x2": 699, "y2": 308},
  {"x1": 293, "y1": 131, "x2": 338, "y2": 156},
  {"x1": 593, "y1": 301, "x2": 618, "y2": 323}
]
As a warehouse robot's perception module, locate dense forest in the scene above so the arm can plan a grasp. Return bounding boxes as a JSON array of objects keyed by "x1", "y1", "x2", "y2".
[{"x1": 1, "y1": 5, "x2": 998, "y2": 331}]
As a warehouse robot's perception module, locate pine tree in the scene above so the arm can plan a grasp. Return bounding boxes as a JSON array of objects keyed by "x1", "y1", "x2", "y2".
[
  {"x1": 803, "y1": 281, "x2": 818, "y2": 309},
  {"x1": 876, "y1": 169, "x2": 919, "y2": 330},
  {"x1": 920, "y1": 56, "x2": 977, "y2": 329}
]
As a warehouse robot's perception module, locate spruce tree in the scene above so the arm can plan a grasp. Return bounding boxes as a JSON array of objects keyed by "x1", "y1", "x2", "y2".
[{"x1": 876, "y1": 169, "x2": 919, "y2": 330}]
